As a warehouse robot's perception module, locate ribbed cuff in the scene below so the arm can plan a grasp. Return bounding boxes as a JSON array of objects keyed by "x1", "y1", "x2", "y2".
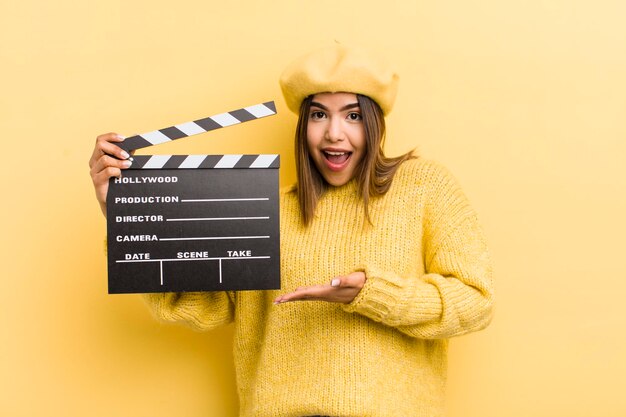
[{"x1": 342, "y1": 266, "x2": 443, "y2": 326}]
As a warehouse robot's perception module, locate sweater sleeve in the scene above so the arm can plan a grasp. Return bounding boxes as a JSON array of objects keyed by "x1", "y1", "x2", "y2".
[
  {"x1": 342, "y1": 163, "x2": 494, "y2": 339},
  {"x1": 142, "y1": 291, "x2": 235, "y2": 332}
]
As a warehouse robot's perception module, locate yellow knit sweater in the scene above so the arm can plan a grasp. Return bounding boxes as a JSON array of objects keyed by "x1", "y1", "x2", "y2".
[{"x1": 143, "y1": 158, "x2": 494, "y2": 417}]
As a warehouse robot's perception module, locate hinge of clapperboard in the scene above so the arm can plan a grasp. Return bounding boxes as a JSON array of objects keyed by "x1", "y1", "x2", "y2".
[{"x1": 116, "y1": 101, "x2": 279, "y2": 169}]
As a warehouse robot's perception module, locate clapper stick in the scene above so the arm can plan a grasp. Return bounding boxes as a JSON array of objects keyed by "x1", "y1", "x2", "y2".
[
  {"x1": 125, "y1": 154, "x2": 280, "y2": 170},
  {"x1": 118, "y1": 101, "x2": 277, "y2": 152},
  {"x1": 106, "y1": 99, "x2": 281, "y2": 294}
]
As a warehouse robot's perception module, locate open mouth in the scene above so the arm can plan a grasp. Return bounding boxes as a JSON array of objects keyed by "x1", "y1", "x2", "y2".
[{"x1": 323, "y1": 150, "x2": 352, "y2": 165}]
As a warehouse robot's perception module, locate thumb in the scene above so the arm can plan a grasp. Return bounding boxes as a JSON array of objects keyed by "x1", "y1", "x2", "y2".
[
  {"x1": 331, "y1": 272, "x2": 366, "y2": 288},
  {"x1": 345, "y1": 271, "x2": 367, "y2": 288}
]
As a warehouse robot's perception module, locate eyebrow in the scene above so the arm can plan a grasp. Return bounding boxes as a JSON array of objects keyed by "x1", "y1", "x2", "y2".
[{"x1": 310, "y1": 101, "x2": 360, "y2": 112}]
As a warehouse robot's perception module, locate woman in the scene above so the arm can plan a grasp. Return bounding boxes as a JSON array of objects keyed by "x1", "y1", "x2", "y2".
[{"x1": 89, "y1": 45, "x2": 494, "y2": 417}]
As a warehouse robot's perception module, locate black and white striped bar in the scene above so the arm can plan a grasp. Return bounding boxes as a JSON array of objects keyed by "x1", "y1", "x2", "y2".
[
  {"x1": 126, "y1": 154, "x2": 280, "y2": 170},
  {"x1": 118, "y1": 101, "x2": 277, "y2": 152}
]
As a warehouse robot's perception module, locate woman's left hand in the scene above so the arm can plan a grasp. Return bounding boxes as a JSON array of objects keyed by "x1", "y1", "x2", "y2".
[{"x1": 273, "y1": 271, "x2": 366, "y2": 305}]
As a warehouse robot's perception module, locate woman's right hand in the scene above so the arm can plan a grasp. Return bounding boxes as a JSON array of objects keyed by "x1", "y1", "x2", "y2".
[{"x1": 89, "y1": 132, "x2": 133, "y2": 218}]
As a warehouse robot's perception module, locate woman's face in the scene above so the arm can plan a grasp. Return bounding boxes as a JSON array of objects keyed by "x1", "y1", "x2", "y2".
[{"x1": 306, "y1": 92, "x2": 366, "y2": 187}]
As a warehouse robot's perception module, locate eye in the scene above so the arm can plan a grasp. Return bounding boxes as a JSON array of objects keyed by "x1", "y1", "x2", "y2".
[
  {"x1": 310, "y1": 111, "x2": 326, "y2": 120},
  {"x1": 347, "y1": 112, "x2": 362, "y2": 121}
]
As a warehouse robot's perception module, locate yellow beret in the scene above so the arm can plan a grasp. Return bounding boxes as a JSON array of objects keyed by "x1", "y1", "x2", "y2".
[{"x1": 279, "y1": 44, "x2": 399, "y2": 115}]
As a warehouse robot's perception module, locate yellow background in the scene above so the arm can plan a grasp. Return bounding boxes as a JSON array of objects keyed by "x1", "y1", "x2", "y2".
[{"x1": 1, "y1": 1, "x2": 625, "y2": 416}]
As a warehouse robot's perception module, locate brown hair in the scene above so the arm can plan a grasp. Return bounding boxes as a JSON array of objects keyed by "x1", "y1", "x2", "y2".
[{"x1": 295, "y1": 94, "x2": 415, "y2": 226}]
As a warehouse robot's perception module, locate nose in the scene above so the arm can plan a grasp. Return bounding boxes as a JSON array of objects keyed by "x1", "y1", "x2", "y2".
[{"x1": 324, "y1": 117, "x2": 345, "y2": 142}]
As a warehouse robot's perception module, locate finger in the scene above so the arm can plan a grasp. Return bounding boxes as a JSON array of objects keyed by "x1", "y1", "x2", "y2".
[
  {"x1": 92, "y1": 166, "x2": 123, "y2": 185},
  {"x1": 90, "y1": 156, "x2": 131, "y2": 195},
  {"x1": 274, "y1": 285, "x2": 332, "y2": 303},
  {"x1": 90, "y1": 133, "x2": 129, "y2": 168},
  {"x1": 95, "y1": 132, "x2": 126, "y2": 144},
  {"x1": 286, "y1": 285, "x2": 330, "y2": 301},
  {"x1": 90, "y1": 154, "x2": 132, "y2": 178}
]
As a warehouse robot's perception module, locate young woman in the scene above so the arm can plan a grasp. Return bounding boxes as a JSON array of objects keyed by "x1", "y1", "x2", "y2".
[{"x1": 89, "y1": 45, "x2": 494, "y2": 417}]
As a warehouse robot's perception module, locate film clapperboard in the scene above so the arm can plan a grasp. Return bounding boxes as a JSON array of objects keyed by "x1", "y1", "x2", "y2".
[{"x1": 106, "y1": 102, "x2": 280, "y2": 294}]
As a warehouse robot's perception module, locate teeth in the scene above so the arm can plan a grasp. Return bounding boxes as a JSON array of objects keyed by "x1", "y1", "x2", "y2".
[{"x1": 325, "y1": 151, "x2": 347, "y2": 156}]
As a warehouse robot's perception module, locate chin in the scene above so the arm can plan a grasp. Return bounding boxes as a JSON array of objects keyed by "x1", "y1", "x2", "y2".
[{"x1": 324, "y1": 175, "x2": 351, "y2": 187}]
